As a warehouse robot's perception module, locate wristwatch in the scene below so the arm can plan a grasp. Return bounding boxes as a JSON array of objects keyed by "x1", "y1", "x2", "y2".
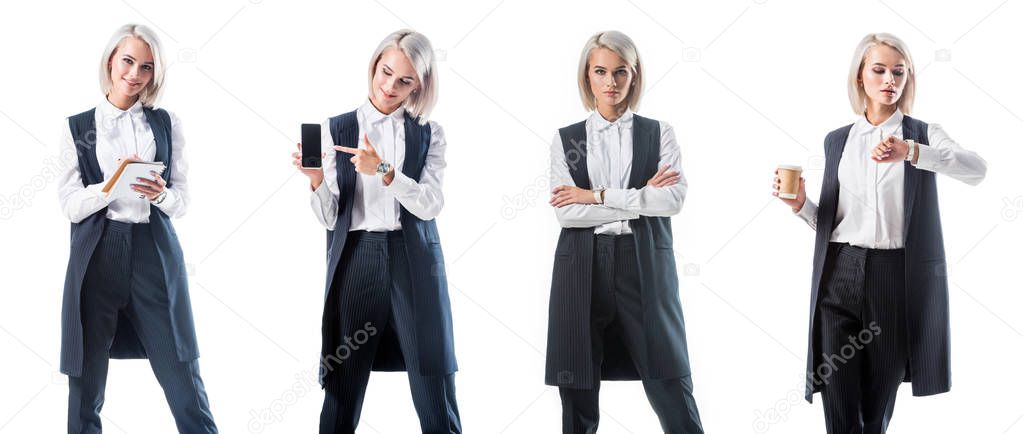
[
  {"x1": 592, "y1": 187, "x2": 606, "y2": 204},
  {"x1": 904, "y1": 139, "x2": 917, "y2": 162},
  {"x1": 151, "y1": 190, "x2": 168, "y2": 205},
  {"x1": 376, "y1": 161, "x2": 392, "y2": 177}
]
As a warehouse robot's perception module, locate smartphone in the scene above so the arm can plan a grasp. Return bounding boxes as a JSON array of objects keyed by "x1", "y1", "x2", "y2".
[{"x1": 301, "y1": 123, "x2": 322, "y2": 168}]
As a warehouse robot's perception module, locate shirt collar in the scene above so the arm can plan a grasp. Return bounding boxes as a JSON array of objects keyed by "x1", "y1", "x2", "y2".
[
  {"x1": 853, "y1": 108, "x2": 903, "y2": 136},
  {"x1": 589, "y1": 109, "x2": 634, "y2": 131},
  {"x1": 360, "y1": 99, "x2": 406, "y2": 125},
  {"x1": 98, "y1": 96, "x2": 144, "y2": 121}
]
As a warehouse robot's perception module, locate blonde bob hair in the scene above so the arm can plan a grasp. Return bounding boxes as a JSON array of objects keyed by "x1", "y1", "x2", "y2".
[
  {"x1": 99, "y1": 24, "x2": 166, "y2": 107},
  {"x1": 368, "y1": 29, "x2": 438, "y2": 124},
  {"x1": 577, "y1": 31, "x2": 644, "y2": 112},
  {"x1": 848, "y1": 33, "x2": 916, "y2": 115}
]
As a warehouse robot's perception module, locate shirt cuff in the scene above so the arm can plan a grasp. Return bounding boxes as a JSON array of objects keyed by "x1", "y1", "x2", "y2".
[
  {"x1": 602, "y1": 188, "x2": 629, "y2": 210},
  {"x1": 912, "y1": 142, "x2": 940, "y2": 170},
  {"x1": 153, "y1": 188, "x2": 177, "y2": 212},
  {"x1": 85, "y1": 183, "x2": 113, "y2": 205},
  {"x1": 312, "y1": 180, "x2": 333, "y2": 206},
  {"x1": 383, "y1": 171, "x2": 417, "y2": 197},
  {"x1": 794, "y1": 199, "x2": 815, "y2": 219}
]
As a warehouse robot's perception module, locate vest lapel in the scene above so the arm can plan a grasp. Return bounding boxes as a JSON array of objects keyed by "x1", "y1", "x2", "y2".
[
  {"x1": 901, "y1": 116, "x2": 923, "y2": 236},
  {"x1": 559, "y1": 121, "x2": 590, "y2": 190},
  {"x1": 818, "y1": 125, "x2": 853, "y2": 236},
  {"x1": 402, "y1": 115, "x2": 427, "y2": 180},
  {"x1": 336, "y1": 114, "x2": 359, "y2": 203},
  {"x1": 144, "y1": 108, "x2": 173, "y2": 187},
  {"x1": 71, "y1": 109, "x2": 104, "y2": 186},
  {"x1": 628, "y1": 116, "x2": 654, "y2": 189}
]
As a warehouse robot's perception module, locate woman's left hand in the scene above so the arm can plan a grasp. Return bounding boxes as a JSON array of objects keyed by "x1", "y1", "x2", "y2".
[
  {"x1": 336, "y1": 134, "x2": 395, "y2": 185},
  {"x1": 131, "y1": 171, "x2": 167, "y2": 200},
  {"x1": 336, "y1": 134, "x2": 384, "y2": 176},
  {"x1": 550, "y1": 185, "x2": 598, "y2": 208},
  {"x1": 872, "y1": 136, "x2": 909, "y2": 163}
]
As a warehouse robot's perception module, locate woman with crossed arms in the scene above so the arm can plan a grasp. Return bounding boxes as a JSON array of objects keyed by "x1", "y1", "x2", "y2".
[{"x1": 546, "y1": 30, "x2": 704, "y2": 434}]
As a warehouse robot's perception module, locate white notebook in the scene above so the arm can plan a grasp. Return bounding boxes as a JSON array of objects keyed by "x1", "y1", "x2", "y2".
[{"x1": 101, "y1": 160, "x2": 167, "y2": 200}]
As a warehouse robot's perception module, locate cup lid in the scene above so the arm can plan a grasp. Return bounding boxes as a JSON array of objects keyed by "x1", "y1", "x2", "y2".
[{"x1": 778, "y1": 164, "x2": 802, "y2": 171}]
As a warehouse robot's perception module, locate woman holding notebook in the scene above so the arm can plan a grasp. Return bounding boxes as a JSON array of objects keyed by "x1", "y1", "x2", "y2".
[{"x1": 56, "y1": 24, "x2": 217, "y2": 433}]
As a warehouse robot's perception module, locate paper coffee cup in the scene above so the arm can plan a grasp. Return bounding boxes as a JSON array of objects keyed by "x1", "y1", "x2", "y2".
[{"x1": 777, "y1": 165, "x2": 802, "y2": 199}]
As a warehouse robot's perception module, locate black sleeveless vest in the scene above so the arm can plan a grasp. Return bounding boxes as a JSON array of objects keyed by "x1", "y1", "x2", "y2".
[
  {"x1": 60, "y1": 107, "x2": 199, "y2": 377},
  {"x1": 804, "y1": 115, "x2": 951, "y2": 401},
  {"x1": 318, "y1": 110, "x2": 457, "y2": 386},
  {"x1": 545, "y1": 115, "x2": 692, "y2": 389}
]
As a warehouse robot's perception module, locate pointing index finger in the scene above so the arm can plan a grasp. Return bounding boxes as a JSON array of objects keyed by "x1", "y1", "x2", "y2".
[{"x1": 335, "y1": 146, "x2": 360, "y2": 155}]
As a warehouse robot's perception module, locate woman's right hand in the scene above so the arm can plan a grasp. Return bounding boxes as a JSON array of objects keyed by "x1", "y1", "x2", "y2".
[
  {"x1": 772, "y1": 169, "x2": 806, "y2": 212},
  {"x1": 647, "y1": 165, "x2": 680, "y2": 188},
  {"x1": 293, "y1": 143, "x2": 325, "y2": 190}
]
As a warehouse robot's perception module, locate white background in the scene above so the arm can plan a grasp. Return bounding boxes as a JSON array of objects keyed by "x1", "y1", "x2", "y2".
[{"x1": 2, "y1": 0, "x2": 1022, "y2": 432}]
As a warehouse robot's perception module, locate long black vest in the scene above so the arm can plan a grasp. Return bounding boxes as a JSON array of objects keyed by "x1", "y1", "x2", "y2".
[
  {"x1": 60, "y1": 107, "x2": 199, "y2": 377},
  {"x1": 804, "y1": 115, "x2": 951, "y2": 401},
  {"x1": 319, "y1": 110, "x2": 457, "y2": 386},
  {"x1": 545, "y1": 115, "x2": 691, "y2": 390}
]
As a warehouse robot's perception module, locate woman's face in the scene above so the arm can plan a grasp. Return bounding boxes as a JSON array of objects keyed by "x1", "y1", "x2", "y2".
[
  {"x1": 859, "y1": 44, "x2": 908, "y2": 109},
  {"x1": 370, "y1": 47, "x2": 420, "y2": 113},
  {"x1": 587, "y1": 47, "x2": 633, "y2": 111},
  {"x1": 108, "y1": 37, "x2": 154, "y2": 101}
]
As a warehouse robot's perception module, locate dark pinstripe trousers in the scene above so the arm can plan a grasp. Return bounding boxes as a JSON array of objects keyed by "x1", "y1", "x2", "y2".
[
  {"x1": 69, "y1": 220, "x2": 216, "y2": 434},
  {"x1": 816, "y1": 243, "x2": 908, "y2": 434},
  {"x1": 559, "y1": 234, "x2": 703, "y2": 434},
  {"x1": 319, "y1": 231, "x2": 461, "y2": 434}
]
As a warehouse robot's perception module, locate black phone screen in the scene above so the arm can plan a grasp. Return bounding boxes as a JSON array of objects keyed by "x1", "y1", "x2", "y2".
[{"x1": 301, "y1": 123, "x2": 322, "y2": 168}]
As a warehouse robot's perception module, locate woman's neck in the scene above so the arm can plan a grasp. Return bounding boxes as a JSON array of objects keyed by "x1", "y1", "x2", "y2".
[
  {"x1": 865, "y1": 102, "x2": 897, "y2": 126},
  {"x1": 106, "y1": 93, "x2": 138, "y2": 111},
  {"x1": 596, "y1": 104, "x2": 625, "y2": 123},
  {"x1": 369, "y1": 96, "x2": 400, "y2": 115}
]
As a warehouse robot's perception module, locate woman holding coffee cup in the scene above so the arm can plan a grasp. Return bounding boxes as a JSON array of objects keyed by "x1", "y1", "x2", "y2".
[
  {"x1": 772, "y1": 33, "x2": 986, "y2": 433},
  {"x1": 546, "y1": 30, "x2": 704, "y2": 433}
]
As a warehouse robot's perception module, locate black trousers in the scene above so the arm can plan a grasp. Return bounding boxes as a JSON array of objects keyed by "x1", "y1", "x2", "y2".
[
  {"x1": 816, "y1": 242, "x2": 908, "y2": 434},
  {"x1": 319, "y1": 231, "x2": 461, "y2": 434},
  {"x1": 559, "y1": 234, "x2": 703, "y2": 434},
  {"x1": 69, "y1": 220, "x2": 217, "y2": 433}
]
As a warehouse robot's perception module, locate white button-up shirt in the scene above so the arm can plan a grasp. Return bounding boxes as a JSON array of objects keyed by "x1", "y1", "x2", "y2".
[
  {"x1": 550, "y1": 110, "x2": 687, "y2": 234},
  {"x1": 796, "y1": 110, "x2": 987, "y2": 249},
  {"x1": 311, "y1": 100, "x2": 447, "y2": 231},
  {"x1": 57, "y1": 98, "x2": 189, "y2": 224}
]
